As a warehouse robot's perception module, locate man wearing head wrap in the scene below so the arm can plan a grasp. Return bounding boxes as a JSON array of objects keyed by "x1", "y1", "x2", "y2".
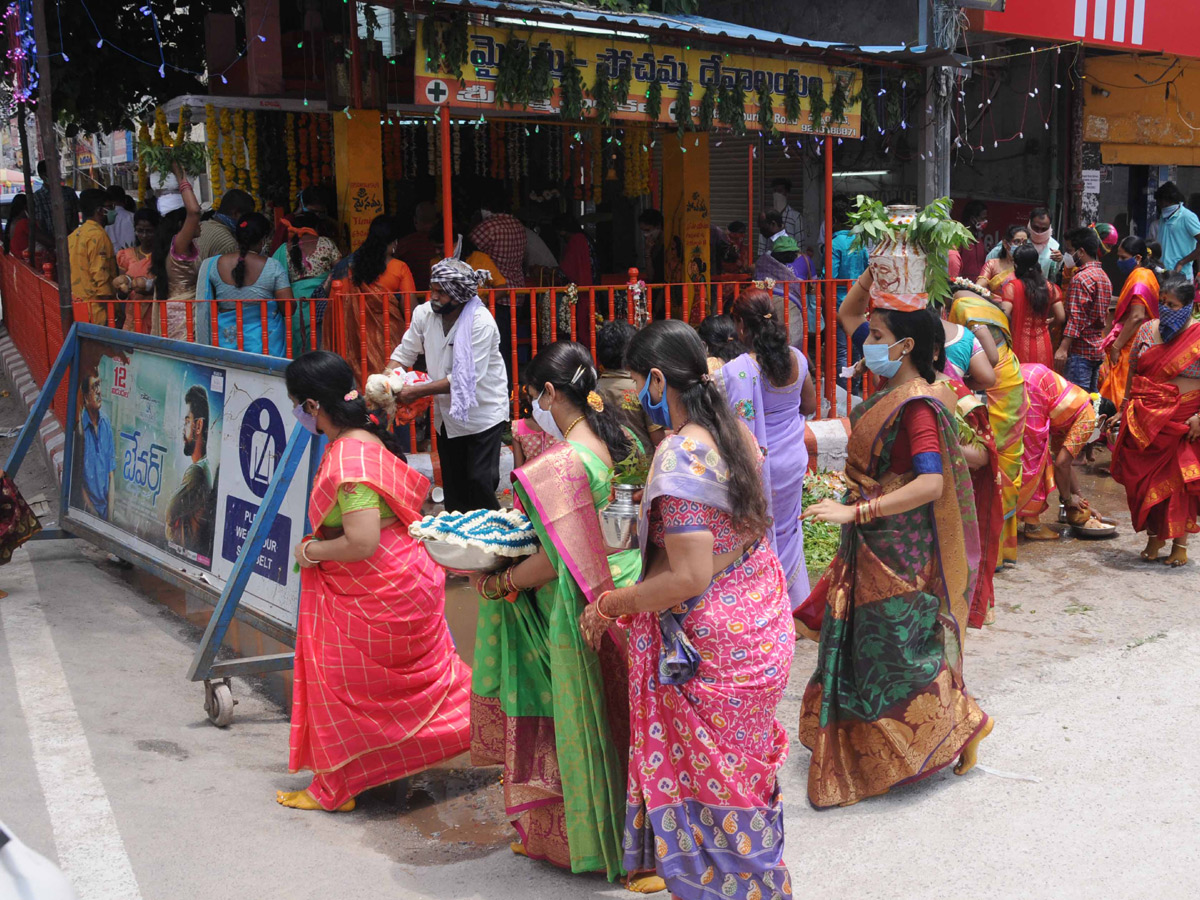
[{"x1": 389, "y1": 258, "x2": 509, "y2": 512}]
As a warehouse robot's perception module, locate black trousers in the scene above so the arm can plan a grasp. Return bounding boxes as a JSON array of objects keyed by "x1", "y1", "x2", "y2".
[{"x1": 438, "y1": 421, "x2": 504, "y2": 512}]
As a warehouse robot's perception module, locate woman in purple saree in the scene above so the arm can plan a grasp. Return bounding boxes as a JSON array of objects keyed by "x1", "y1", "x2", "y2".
[{"x1": 724, "y1": 288, "x2": 818, "y2": 610}]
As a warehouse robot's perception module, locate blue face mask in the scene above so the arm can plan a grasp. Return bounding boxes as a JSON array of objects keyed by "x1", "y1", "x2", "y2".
[
  {"x1": 1161, "y1": 204, "x2": 1181, "y2": 219},
  {"x1": 293, "y1": 403, "x2": 319, "y2": 435},
  {"x1": 1117, "y1": 257, "x2": 1139, "y2": 275},
  {"x1": 638, "y1": 373, "x2": 673, "y2": 428},
  {"x1": 862, "y1": 340, "x2": 906, "y2": 378},
  {"x1": 1160, "y1": 303, "x2": 1195, "y2": 343}
]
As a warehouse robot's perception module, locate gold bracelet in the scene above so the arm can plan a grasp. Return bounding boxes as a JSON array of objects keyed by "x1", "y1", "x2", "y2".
[{"x1": 300, "y1": 539, "x2": 319, "y2": 566}]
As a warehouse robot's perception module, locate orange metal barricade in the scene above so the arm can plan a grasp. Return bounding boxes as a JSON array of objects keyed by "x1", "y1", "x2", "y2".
[{"x1": 0, "y1": 251, "x2": 856, "y2": 433}]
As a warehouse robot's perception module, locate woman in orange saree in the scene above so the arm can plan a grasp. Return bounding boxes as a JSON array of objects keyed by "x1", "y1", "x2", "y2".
[
  {"x1": 1100, "y1": 237, "x2": 1160, "y2": 410},
  {"x1": 281, "y1": 352, "x2": 472, "y2": 812},
  {"x1": 798, "y1": 307, "x2": 990, "y2": 808},
  {"x1": 1111, "y1": 276, "x2": 1200, "y2": 568},
  {"x1": 327, "y1": 215, "x2": 416, "y2": 376}
]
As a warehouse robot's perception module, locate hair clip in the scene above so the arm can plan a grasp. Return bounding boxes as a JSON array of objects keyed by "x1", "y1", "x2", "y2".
[
  {"x1": 344, "y1": 390, "x2": 359, "y2": 402},
  {"x1": 570, "y1": 365, "x2": 586, "y2": 385},
  {"x1": 700, "y1": 373, "x2": 715, "y2": 385},
  {"x1": 367, "y1": 412, "x2": 379, "y2": 426},
  {"x1": 762, "y1": 312, "x2": 773, "y2": 319}
]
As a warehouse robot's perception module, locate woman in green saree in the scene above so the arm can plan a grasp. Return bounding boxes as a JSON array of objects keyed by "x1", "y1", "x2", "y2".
[{"x1": 471, "y1": 341, "x2": 661, "y2": 893}]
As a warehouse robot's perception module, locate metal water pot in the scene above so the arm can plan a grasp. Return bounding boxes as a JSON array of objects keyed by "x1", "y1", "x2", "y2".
[{"x1": 600, "y1": 482, "x2": 641, "y2": 551}]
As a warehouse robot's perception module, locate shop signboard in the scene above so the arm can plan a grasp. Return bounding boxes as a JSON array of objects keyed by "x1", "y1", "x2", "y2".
[
  {"x1": 982, "y1": 0, "x2": 1192, "y2": 57},
  {"x1": 66, "y1": 334, "x2": 311, "y2": 631},
  {"x1": 415, "y1": 24, "x2": 862, "y2": 138}
]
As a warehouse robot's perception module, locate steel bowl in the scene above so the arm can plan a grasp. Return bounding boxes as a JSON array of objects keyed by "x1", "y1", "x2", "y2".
[
  {"x1": 1070, "y1": 520, "x2": 1118, "y2": 540},
  {"x1": 419, "y1": 539, "x2": 527, "y2": 575},
  {"x1": 599, "y1": 507, "x2": 638, "y2": 551}
]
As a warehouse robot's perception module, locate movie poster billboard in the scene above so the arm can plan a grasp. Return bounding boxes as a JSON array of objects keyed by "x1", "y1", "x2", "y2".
[{"x1": 67, "y1": 336, "x2": 310, "y2": 631}]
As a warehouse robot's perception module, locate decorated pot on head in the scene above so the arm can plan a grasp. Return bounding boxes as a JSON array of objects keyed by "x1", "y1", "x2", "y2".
[{"x1": 868, "y1": 205, "x2": 928, "y2": 312}]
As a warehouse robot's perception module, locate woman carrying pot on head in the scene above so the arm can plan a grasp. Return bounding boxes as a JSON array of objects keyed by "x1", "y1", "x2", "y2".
[
  {"x1": 148, "y1": 162, "x2": 203, "y2": 341},
  {"x1": 468, "y1": 342, "x2": 660, "y2": 893},
  {"x1": 280, "y1": 351, "x2": 472, "y2": 812},
  {"x1": 579, "y1": 319, "x2": 796, "y2": 900},
  {"x1": 724, "y1": 288, "x2": 818, "y2": 610},
  {"x1": 796, "y1": 300, "x2": 991, "y2": 808}
]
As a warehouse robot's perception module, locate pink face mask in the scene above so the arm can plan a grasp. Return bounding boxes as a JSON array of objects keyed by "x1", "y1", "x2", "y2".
[{"x1": 1028, "y1": 223, "x2": 1052, "y2": 249}]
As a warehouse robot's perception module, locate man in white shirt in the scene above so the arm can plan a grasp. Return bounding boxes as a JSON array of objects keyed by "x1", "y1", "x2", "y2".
[
  {"x1": 758, "y1": 178, "x2": 804, "y2": 254},
  {"x1": 105, "y1": 185, "x2": 136, "y2": 251},
  {"x1": 390, "y1": 258, "x2": 509, "y2": 512}
]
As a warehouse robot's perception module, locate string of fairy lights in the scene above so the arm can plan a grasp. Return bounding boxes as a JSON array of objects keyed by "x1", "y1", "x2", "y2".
[{"x1": 4, "y1": 0, "x2": 1088, "y2": 163}]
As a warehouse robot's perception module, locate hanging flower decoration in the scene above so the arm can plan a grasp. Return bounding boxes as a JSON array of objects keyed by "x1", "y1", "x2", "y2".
[
  {"x1": 285, "y1": 112, "x2": 298, "y2": 203},
  {"x1": 319, "y1": 115, "x2": 332, "y2": 183},
  {"x1": 232, "y1": 109, "x2": 246, "y2": 190},
  {"x1": 206, "y1": 105, "x2": 223, "y2": 202},
  {"x1": 452, "y1": 122, "x2": 461, "y2": 175},
  {"x1": 154, "y1": 106, "x2": 171, "y2": 147},
  {"x1": 309, "y1": 115, "x2": 321, "y2": 185},
  {"x1": 427, "y1": 118, "x2": 438, "y2": 176},
  {"x1": 246, "y1": 111, "x2": 260, "y2": 202},
  {"x1": 298, "y1": 115, "x2": 311, "y2": 190},
  {"x1": 219, "y1": 108, "x2": 235, "y2": 194}
]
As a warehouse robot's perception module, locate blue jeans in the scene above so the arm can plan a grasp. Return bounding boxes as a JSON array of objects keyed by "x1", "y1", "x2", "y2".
[{"x1": 1065, "y1": 355, "x2": 1101, "y2": 393}]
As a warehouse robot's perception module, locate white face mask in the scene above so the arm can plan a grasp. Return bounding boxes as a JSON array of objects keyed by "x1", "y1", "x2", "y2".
[{"x1": 530, "y1": 390, "x2": 563, "y2": 440}]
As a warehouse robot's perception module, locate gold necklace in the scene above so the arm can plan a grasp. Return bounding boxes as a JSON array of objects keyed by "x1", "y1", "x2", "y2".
[{"x1": 562, "y1": 414, "x2": 586, "y2": 439}]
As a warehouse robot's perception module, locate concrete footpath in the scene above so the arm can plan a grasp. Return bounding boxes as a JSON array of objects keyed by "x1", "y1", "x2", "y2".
[{"x1": 2, "y1": 392, "x2": 1200, "y2": 899}]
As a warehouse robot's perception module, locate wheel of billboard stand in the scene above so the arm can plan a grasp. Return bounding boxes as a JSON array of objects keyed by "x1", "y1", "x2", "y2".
[{"x1": 204, "y1": 678, "x2": 236, "y2": 728}]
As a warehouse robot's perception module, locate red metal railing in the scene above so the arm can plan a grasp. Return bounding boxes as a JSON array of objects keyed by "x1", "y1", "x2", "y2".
[{"x1": 0, "y1": 248, "x2": 857, "y2": 434}]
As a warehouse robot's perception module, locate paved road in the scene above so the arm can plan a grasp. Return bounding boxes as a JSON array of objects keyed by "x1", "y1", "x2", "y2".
[{"x1": 2, "y1": 381, "x2": 1199, "y2": 899}]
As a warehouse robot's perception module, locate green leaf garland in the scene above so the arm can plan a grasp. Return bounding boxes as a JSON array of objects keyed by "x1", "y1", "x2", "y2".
[
  {"x1": 728, "y1": 78, "x2": 746, "y2": 135},
  {"x1": 593, "y1": 64, "x2": 615, "y2": 126},
  {"x1": 443, "y1": 12, "x2": 469, "y2": 86},
  {"x1": 674, "y1": 79, "x2": 693, "y2": 137},
  {"x1": 783, "y1": 74, "x2": 802, "y2": 125},
  {"x1": 560, "y1": 45, "x2": 585, "y2": 121},
  {"x1": 421, "y1": 16, "x2": 440, "y2": 73},
  {"x1": 646, "y1": 75, "x2": 663, "y2": 122},
  {"x1": 698, "y1": 80, "x2": 717, "y2": 131},
  {"x1": 613, "y1": 65, "x2": 632, "y2": 109},
  {"x1": 756, "y1": 80, "x2": 777, "y2": 138},
  {"x1": 809, "y1": 77, "x2": 827, "y2": 131},
  {"x1": 529, "y1": 43, "x2": 553, "y2": 105},
  {"x1": 829, "y1": 77, "x2": 848, "y2": 125},
  {"x1": 494, "y1": 35, "x2": 528, "y2": 108}
]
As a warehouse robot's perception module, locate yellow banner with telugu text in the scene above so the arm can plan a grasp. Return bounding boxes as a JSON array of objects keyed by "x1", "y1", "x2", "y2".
[{"x1": 414, "y1": 23, "x2": 862, "y2": 138}]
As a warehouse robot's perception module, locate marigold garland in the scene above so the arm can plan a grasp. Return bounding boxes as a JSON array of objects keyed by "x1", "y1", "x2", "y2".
[
  {"x1": 154, "y1": 106, "x2": 171, "y2": 148},
  {"x1": 319, "y1": 116, "x2": 332, "y2": 183},
  {"x1": 298, "y1": 115, "x2": 311, "y2": 190},
  {"x1": 285, "y1": 112, "x2": 298, "y2": 203},
  {"x1": 246, "y1": 111, "x2": 260, "y2": 202},
  {"x1": 206, "y1": 105, "x2": 222, "y2": 203},
  {"x1": 231, "y1": 109, "x2": 246, "y2": 190},
  {"x1": 219, "y1": 108, "x2": 235, "y2": 196},
  {"x1": 308, "y1": 115, "x2": 320, "y2": 186}
]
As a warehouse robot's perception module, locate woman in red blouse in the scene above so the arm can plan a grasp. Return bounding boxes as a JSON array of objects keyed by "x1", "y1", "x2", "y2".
[{"x1": 798, "y1": 295, "x2": 991, "y2": 808}]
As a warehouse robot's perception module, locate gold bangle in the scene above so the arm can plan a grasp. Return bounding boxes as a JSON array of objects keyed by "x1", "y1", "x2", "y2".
[{"x1": 300, "y1": 539, "x2": 319, "y2": 566}]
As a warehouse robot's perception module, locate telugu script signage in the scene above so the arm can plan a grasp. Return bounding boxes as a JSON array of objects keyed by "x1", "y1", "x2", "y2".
[
  {"x1": 981, "y1": 0, "x2": 1193, "y2": 57},
  {"x1": 414, "y1": 24, "x2": 862, "y2": 138}
]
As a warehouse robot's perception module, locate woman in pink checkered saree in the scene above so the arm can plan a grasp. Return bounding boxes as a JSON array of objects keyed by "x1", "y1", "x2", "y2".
[{"x1": 279, "y1": 351, "x2": 472, "y2": 812}]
